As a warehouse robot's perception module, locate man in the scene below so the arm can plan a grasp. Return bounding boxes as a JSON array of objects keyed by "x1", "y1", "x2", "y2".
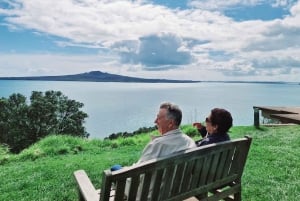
[
  {"x1": 137, "y1": 102, "x2": 196, "y2": 163},
  {"x1": 112, "y1": 102, "x2": 195, "y2": 169},
  {"x1": 122, "y1": 102, "x2": 195, "y2": 200}
]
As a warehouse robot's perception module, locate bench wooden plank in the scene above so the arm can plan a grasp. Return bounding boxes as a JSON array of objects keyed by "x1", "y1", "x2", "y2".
[
  {"x1": 139, "y1": 172, "x2": 152, "y2": 201},
  {"x1": 199, "y1": 155, "x2": 213, "y2": 186},
  {"x1": 171, "y1": 163, "x2": 185, "y2": 195},
  {"x1": 100, "y1": 170, "x2": 112, "y2": 201},
  {"x1": 127, "y1": 176, "x2": 139, "y2": 200},
  {"x1": 114, "y1": 179, "x2": 126, "y2": 201},
  {"x1": 207, "y1": 152, "x2": 222, "y2": 183},
  {"x1": 181, "y1": 159, "x2": 196, "y2": 193},
  {"x1": 214, "y1": 150, "x2": 230, "y2": 180},
  {"x1": 160, "y1": 166, "x2": 175, "y2": 199},
  {"x1": 190, "y1": 157, "x2": 205, "y2": 189},
  {"x1": 74, "y1": 170, "x2": 99, "y2": 201},
  {"x1": 151, "y1": 169, "x2": 165, "y2": 201}
]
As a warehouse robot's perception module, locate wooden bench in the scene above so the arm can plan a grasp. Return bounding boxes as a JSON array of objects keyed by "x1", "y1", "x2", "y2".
[{"x1": 74, "y1": 136, "x2": 252, "y2": 201}]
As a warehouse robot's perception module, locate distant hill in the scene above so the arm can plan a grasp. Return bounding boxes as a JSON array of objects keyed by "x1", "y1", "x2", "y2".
[{"x1": 0, "y1": 71, "x2": 200, "y2": 83}]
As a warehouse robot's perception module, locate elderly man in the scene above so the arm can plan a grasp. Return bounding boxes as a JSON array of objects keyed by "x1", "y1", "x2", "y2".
[
  {"x1": 116, "y1": 102, "x2": 196, "y2": 200},
  {"x1": 137, "y1": 102, "x2": 196, "y2": 163},
  {"x1": 111, "y1": 102, "x2": 195, "y2": 171}
]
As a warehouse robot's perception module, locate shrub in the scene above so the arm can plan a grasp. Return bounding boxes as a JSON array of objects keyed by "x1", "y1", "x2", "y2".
[
  {"x1": 0, "y1": 144, "x2": 10, "y2": 164},
  {"x1": 0, "y1": 91, "x2": 89, "y2": 153},
  {"x1": 119, "y1": 138, "x2": 137, "y2": 146},
  {"x1": 181, "y1": 125, "x2": 199, "y2": 137}
]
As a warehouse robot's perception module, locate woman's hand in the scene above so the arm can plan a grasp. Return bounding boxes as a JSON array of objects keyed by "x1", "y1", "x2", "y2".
[{"x1": 193, "y1": 122, "x2": 203, "y2": 130}]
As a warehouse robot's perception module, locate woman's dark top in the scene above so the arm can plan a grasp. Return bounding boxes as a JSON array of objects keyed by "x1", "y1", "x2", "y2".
[{"x1": 195, "y1": 127, "x2": 230, "y2": 147}]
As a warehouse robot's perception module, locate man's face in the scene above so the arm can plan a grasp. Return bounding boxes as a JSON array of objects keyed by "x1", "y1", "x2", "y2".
[{"x1": 154, "y1": 108, "x2": 173, "y2": 135}]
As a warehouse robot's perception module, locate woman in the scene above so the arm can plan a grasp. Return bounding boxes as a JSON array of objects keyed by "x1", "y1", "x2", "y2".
[{"x1": 194, "y1": 108, "x2": 233, "y2": 147}]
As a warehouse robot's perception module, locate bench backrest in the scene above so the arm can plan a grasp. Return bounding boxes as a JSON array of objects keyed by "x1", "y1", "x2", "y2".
[{"x1": 100, "y1": 136, "x2": 252, "y2": 201}]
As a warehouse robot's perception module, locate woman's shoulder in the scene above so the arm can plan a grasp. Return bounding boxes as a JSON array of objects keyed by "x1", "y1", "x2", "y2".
[
  {"x1": 209, "y1": 133, "x2": 230, "y2": 142},
  {"x1": 197, "y1": 133, "x2": 230, "y2": 147}
]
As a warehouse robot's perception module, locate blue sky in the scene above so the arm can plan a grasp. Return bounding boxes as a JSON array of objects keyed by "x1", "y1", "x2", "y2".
[{"x1": 0, "y1": 0, "x2": 300, "y2": 81}]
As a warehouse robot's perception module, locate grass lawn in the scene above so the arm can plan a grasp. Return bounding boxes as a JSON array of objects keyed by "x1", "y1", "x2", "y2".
[{"x1": 0, "y1": 125, "x2": 299, "y2": 201}]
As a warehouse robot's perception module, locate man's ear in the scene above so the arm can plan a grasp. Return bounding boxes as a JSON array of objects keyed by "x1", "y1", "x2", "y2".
[{"x1": 168, "y1": 120, "x2": 175, "y2": 128}]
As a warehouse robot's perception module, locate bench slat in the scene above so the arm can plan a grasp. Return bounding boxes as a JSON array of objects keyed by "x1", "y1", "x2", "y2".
[
  {"x1": 160, "y1": 165, "x2": 176, "y2": 199},
  {"x1": 73, "y1": 170, "x2": 99, "y2": 201},
  {"x1": 180, "y1": 159, "x2": 196, "y2": 193},
  {"x1": 127, "y1": 175, "x2": 139, "y2": 200},
  {"x1": 190, "y1": 157, "x2": 205, "y2": 189},
  {"x1": 139, "y1": 172, "x2": 152, "y2": 201},
  {"x1": 100, "y1": 170, "x2": 112, "y2": 201},
  {"x1": 207, "y1": 152, "x2": 222, "y2": 183},
  {"x1": 171, "y1": 163, "x2": 186, "y2": 195},
  {"x1": 151, "y1": 169, "x2": 165, "y2": 201},
  {"x1": 214, "y1": 149, "x2": 230, "y2": 180},
  {"x1": 199, "y1": 155, "x2": 213, "y2": 186},
  {"x1": 114, "y1": 179, "x2": 126, "y2": 200}
]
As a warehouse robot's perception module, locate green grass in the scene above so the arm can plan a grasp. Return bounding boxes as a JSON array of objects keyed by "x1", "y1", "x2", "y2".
[{"x1": 0, "y1": 125, "x2": 299, "y2": 201}]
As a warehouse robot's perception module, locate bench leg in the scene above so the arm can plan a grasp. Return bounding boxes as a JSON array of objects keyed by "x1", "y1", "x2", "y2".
[
  {"x1": 254, "y1": 107, "x2": 260, "y2": 128},
  {"x1": 233, "y1": 191, "x2": 241, "y2": 201}
]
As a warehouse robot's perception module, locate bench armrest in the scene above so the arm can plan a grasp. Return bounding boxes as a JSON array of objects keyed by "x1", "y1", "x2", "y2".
[{"x1": 74, "y1": 170, "x2": 100, "y2": 201}]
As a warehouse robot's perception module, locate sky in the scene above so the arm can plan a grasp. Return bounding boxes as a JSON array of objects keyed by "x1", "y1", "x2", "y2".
[{"x1": 1, "y1": 0, "x2": 300, "y2": 82}]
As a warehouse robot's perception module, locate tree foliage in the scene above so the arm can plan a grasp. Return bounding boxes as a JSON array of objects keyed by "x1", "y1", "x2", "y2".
[{"x1": 0, "y1": 91, "x2": 88, "y2": 153}]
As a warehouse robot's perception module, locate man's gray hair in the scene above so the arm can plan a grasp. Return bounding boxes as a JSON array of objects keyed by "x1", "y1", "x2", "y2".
[{"x1": 159, "y1": 102, "x2": 182, "y2": 126}]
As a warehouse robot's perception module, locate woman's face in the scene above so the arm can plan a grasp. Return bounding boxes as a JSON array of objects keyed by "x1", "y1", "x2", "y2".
[{"x1": 205, "y1": 114, "x2": 218, "y2": 134}]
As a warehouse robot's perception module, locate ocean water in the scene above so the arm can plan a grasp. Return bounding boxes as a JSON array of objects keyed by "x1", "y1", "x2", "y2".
[{"x1": 1, "y1": 80, "x2": 300, "y2": 138}]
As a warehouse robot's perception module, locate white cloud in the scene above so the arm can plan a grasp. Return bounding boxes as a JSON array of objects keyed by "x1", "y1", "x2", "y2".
[
  {"x1": 0, "y1": 53, "x2": 119, "y2": 76},
  {"x1": 272, "y1": 0, "x2": 296, "y2": 7},
  {"x1": 188, "y1": 0, "x2": 264, "y2": 10},
  {"x1": 0, "y1": 0, "x2": 300, "y2": 81},
  {"x1": 189, "y1": 0, "x2": 296, "y2": 10},
  {"x1": 116, "y1": 33, "x2": 193, "y2": 69}
]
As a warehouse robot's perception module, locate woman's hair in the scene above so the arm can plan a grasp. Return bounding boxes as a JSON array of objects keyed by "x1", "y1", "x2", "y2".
[
  {"x1": 160, "y1": 102, "x2": 182, "y2": 126},
  {"x1": 210, "y1": 108, "x2": 233, "y2": 133}
]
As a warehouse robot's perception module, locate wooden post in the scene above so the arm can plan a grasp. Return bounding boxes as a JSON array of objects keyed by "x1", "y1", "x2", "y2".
[{"x1": 253, "y1": 107, "x2": 260, "y2": 128}]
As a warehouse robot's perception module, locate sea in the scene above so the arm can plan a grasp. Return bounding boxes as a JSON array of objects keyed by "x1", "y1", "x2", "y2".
[{"x1": 1, "y1": 80, "x2": 299, "y2": 139}]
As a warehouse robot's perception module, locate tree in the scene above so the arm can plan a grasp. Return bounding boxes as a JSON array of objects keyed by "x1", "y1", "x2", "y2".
[
  {"x1": 0, "y1": 94, "x2": 30, "y2": 153},
  {"x1": 28, "y1": 91, "x2": 88, "y2": 138},
  {"x1": 0, "y1": 91, "x2": 89, "y2": 153}
]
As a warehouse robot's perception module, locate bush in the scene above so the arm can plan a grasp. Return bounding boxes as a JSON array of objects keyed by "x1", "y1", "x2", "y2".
[
  {"x1": 0, "y1": 91, "x2": 89, "y2": 153},
  {"x1": 181, "y1": 125, "x2": 199, "y2": 137},
  {"x1": 0, "y1": 144, "x2": 10, "y2": 164},
  {"x1": 17, "y1": 135, "x2": 88, "y2": 161},
  {"x1": 119, "y1": 138, "x2": 137, "y2": 146}
]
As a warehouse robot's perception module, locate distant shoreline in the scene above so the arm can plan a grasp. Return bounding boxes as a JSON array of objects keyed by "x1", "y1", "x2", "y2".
[
  {"x1": 0, "y1": 71, "x2": 299, "y2": 85},
  {"x1": 0, "y1": 71, "x2": 200, "y2": 83},
  {"x1": 0, "y1": 78, "x2": 199, "y2": 83},
  {"x1": 0, "y1": 77, "x2": 298, "y2": 85}
]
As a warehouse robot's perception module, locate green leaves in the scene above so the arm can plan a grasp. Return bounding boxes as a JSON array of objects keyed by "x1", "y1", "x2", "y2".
[{"x1": 0, "y1": 90, "x2": 89, "y2": 153}]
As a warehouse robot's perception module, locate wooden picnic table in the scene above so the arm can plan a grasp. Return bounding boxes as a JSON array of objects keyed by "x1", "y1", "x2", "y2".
[{"x1": 253, "y1": 106, "x2": 300, "y2": 127}]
